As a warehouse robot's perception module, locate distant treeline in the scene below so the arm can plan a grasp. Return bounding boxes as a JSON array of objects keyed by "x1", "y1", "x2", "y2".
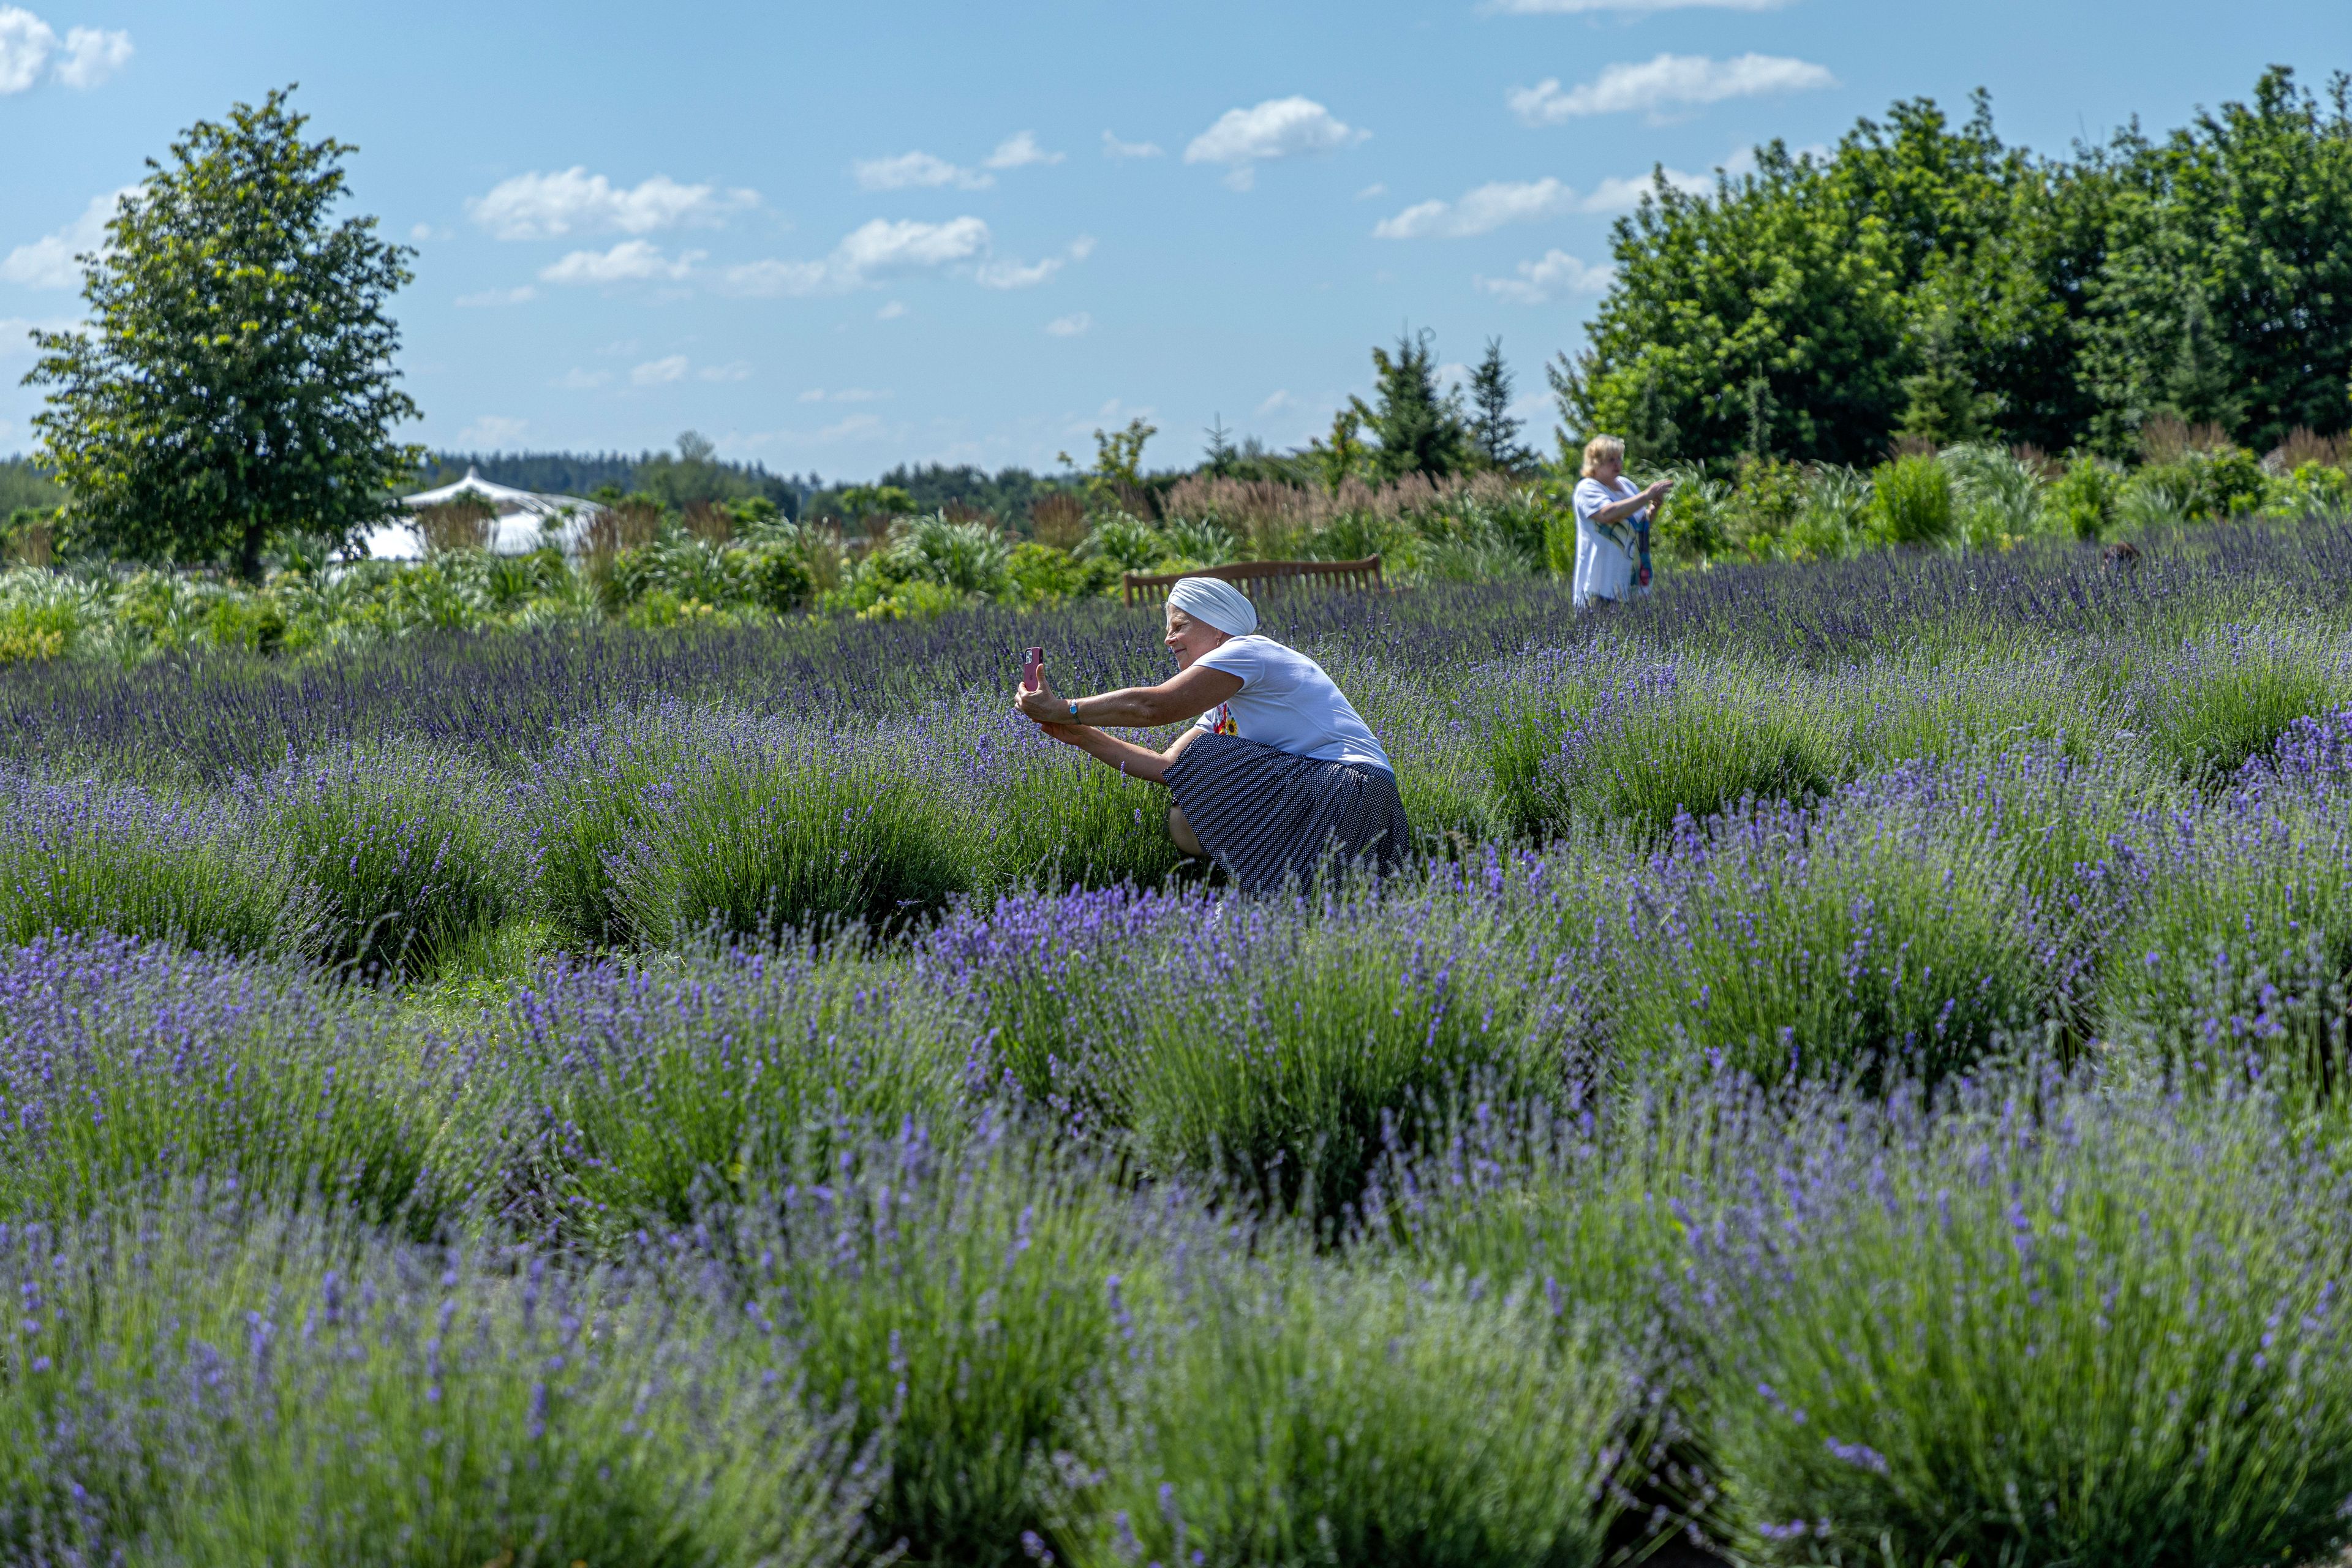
[
  {"x1": 0, "y1": 459, "x2": 64, "y2": 514},
  {"x1": 1563, "y1": 66, "x2": 2352, "y2": 467},
  {"x1": 410, "y1": 443, "x2": 1090, "y2": 530}
]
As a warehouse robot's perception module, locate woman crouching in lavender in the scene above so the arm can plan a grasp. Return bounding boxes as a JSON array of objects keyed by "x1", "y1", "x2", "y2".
[{"x1": 1011, "y1": 576, "x2": 1409, "y2": 892}]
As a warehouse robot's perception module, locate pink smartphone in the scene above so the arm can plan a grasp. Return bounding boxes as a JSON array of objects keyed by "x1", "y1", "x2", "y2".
[{"x1": 1022, "y1": 646, "x2": 1044, "y2": 692}]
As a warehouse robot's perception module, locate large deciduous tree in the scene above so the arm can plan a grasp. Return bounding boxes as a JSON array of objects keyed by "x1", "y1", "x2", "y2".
[
  {"x1": 25, "y1": 86, "x2": 421, "y2": 578},
  {"x1": 2081, "y1": 67, "x2": 2352, "y2": 454}
]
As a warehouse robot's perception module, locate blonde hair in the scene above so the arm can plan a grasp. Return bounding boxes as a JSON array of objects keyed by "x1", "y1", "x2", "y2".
[{"x1": 1581, "y1": 435, "x2": 1626, "y2": 478}]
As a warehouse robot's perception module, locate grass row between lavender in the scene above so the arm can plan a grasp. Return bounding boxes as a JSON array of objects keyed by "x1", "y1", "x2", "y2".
[{"x1": 10, "y1": 521, "x2": 2352, "y2": 1564}]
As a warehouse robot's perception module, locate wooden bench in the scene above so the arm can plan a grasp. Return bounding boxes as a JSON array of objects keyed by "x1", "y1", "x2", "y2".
[{"x1": 1121, "y1": 556, "x2": 1384, "y2": 608}]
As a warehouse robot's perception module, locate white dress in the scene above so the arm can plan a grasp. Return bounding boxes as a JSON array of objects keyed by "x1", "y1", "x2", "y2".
[{"x1": 1571, "y1": 475, "x2": 1644, "y2": 607}]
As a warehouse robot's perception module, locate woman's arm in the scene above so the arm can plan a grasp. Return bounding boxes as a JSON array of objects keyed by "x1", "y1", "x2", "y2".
[
  {"x1": 1585, "y1": 480, "x2": 1672, "y2": 530},
  {"x1": 1031, "y1": 719, "x2": 1205, "y2": 783},
  {"x1": 1016, "y1": 660, "x2": 1242, "y2": 728}
]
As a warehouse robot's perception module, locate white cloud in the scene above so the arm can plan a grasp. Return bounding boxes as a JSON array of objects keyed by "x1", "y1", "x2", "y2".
[
  {"x1": 978, "y1": 235, "x2": 1093, "y2": 290},
  {"x1": 979, "y1": 257, "x2": 1062, "y2": 289},
  {"x1": 985, "y1": 130, "x2": 1063, "y2": 169},
  {"x1": 853, "y1": 151, "x2": 992, "y2": 191},
  {"x1": 1485, "y1": 0, "x2": 1787, "y2": 10},
  {"x1": 468, "y1": 168, "x2": 755, "y2": 241},
  {"x1": 539, "y1": 241, "x2": 703, "y2": 285},
  {"x1": 1581, "y1": 167, "x2": 1715, "y2": 211},
  {"x1": 630, "y1": 355, "x2": 688, "y2": 386},
  {"x1": 876, "y1": 300, "x2": 908, "y2": 320},
  {"x1": 1510, "y1": 54, "x2": 1835, "y2": 124},
  {"x1": 455, "y1": 284, "x2": 537, "y2": 307},
  {"x1": 1256, "y1": 390, "x2": 1298, "y2": 415},
  {"x1": 1374, "y1": 177, "x2": 1577, "y2": 239},
  {"x1": 1102, "y1": 130, "x2": 1163, "y2": 159},
  {"x1": 1476, "y1": 249, "x2": 1615, "y2": 304},
  {"x1": 553, "y1": 368, "x2": 612, "y2": 390},
  {"x1": 799, "y1": 387, "x2": 888, "y2": 402},
  {"x1": 53, "y1": 24, "x2": 127, "y2": 88},
  {"x1": 1044, "y1": 312, "x2": 1091, "y2": 337},
  {"x1": 698, "y1": 361, "x2": 752, "y2": 382},
  {"x1": 459, "y1": 414, "x2": 529, "y2": 447},
  {"x1": 724, "y1": 216, "x2": 990, "y2": 297},
  {"x1": 1185, "y1": 97, "x2": 1367, "y2": 190},
  {"x1": 0, "y1": 7, "x2": 55, "y2": 92},
  {"x1": 1356, "y1": 183, "x2": 1387, "y2": 200},
  {"x1": 1, "y1": 187, "x2": 134, "y2": 288},
  {"x1": 838, "y1": 216, "x2": 990, "y2": 273}
]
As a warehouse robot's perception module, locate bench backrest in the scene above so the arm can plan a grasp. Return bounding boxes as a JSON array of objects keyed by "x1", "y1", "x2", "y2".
[{"x1": 1121, "y1": 556, "x2": 1384, "y2": 608}]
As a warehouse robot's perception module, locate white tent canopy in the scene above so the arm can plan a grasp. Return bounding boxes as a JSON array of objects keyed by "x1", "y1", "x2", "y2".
[{"x1": 366, "y1": 466, "x2": 603, "y2": 560}]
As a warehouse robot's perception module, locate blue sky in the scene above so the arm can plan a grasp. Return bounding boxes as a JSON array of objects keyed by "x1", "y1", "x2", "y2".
[{"x1": 4, "y1": 1, "x2": 2348, "y2": 482}]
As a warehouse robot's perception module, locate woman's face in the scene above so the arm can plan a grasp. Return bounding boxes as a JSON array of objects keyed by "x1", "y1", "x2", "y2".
[
  {"x1": 1591, "y1": 450, "x2": 1623, "y2": 484},
  {"x1": 1164, "y1": 608, "x2": 1230, "y2": 669}
]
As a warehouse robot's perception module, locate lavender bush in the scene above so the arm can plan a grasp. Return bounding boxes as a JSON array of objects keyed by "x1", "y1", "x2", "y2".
[
  {"x1": 0, "y1": 770, "x2": 314, "y2": 957},
  {"x1": 1065, "y1": 1257, "x2": 1632, "y2": 1568},
  {"x1": 0, "y1": 934, "x2": 451, "y2": 1228},
  {"x1": 240, "y1": 741, "x2": 522, "y2": 979},
  {"x1": 484, "y1": 937, "x2": 956, "y2": 1242},
  {"x1": 0, "y1": 1188, "x2": 875, "y2": 1566},
  {"x1": 1698, "y1": 1077, "x2": 2352, "y2": 1568}
]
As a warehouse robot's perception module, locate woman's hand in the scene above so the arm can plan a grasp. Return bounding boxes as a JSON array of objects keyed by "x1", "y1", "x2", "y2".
[
  {"x1": 1032, "y1": 720, "x2": 1088, "y2": 747},
  {"x1": 1642, "y1": 477, "x2": 1675, "y2": 505},
  {"x1": 1013, "y1": 674, "x2": 1065, "y2": 723}
]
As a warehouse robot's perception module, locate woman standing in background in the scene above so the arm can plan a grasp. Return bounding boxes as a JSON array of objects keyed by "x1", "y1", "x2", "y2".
[{"x1": 1572, "y1": 435, "x2": 1672, "y2": 608}]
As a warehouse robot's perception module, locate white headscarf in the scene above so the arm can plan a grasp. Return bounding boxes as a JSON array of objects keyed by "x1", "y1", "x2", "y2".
[{"x1": 1166, "y1": 576, "x2": 1259, "y2": 636}]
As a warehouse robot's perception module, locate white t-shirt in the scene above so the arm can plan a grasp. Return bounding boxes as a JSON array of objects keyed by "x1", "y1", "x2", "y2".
[
  {"x1": 1189, "y1": 635, "x2": 1393, "y2": 772},
  {"x1": 1571, "y1": 476, "x2": 1645, "y2": 606}
]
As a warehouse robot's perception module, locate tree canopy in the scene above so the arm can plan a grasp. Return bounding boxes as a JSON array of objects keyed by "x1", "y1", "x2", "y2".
[
  {"x1": 1352, "y1": 329, "x2": 1471, "y2": 481},
  {"x1": 1556, "y1": 67, "x2": 2352, "y2": 466},
  {"x1": 25, "y1": 86, "x2": 422, "y2": 577}
]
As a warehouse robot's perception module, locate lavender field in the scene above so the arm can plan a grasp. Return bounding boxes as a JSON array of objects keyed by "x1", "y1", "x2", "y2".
[{"x1": 9, "y1": 519, "x2": 2352, "y2": 1566}]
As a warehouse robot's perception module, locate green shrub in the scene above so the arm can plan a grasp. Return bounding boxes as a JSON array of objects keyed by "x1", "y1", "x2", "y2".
[
  {"x1": 2046, "y1": 454, "x2": 2124, "y2": 539},
  {"x1": 889, "y1": 512, "x2": 1012, "y2": 597},
  {"x1": 1068, "y1": 1261, "x2": 1631, "y2": 1568},
  {"x1": 1006, "y1": 545, "x2": 1087, "y2": 606},
  {"x1": 1079, "y1": 511, "x2": 1170, "y2": 573},
  {"x1": 2261, "y1": 460, "x2": 2352, "y2": 521},
  {"x1": 1648, "y1": 467, "x2": 1727, "y2": 564},
  {"x1": 1869, "y1": 454, "x2": 1954, "y2": 545},
  {"x1": 1722, "y1": 456, "x2": 1806, "y2": 559},
  {"x1": 743, "y1": 536, "x2": 816, "y2": 611}
]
